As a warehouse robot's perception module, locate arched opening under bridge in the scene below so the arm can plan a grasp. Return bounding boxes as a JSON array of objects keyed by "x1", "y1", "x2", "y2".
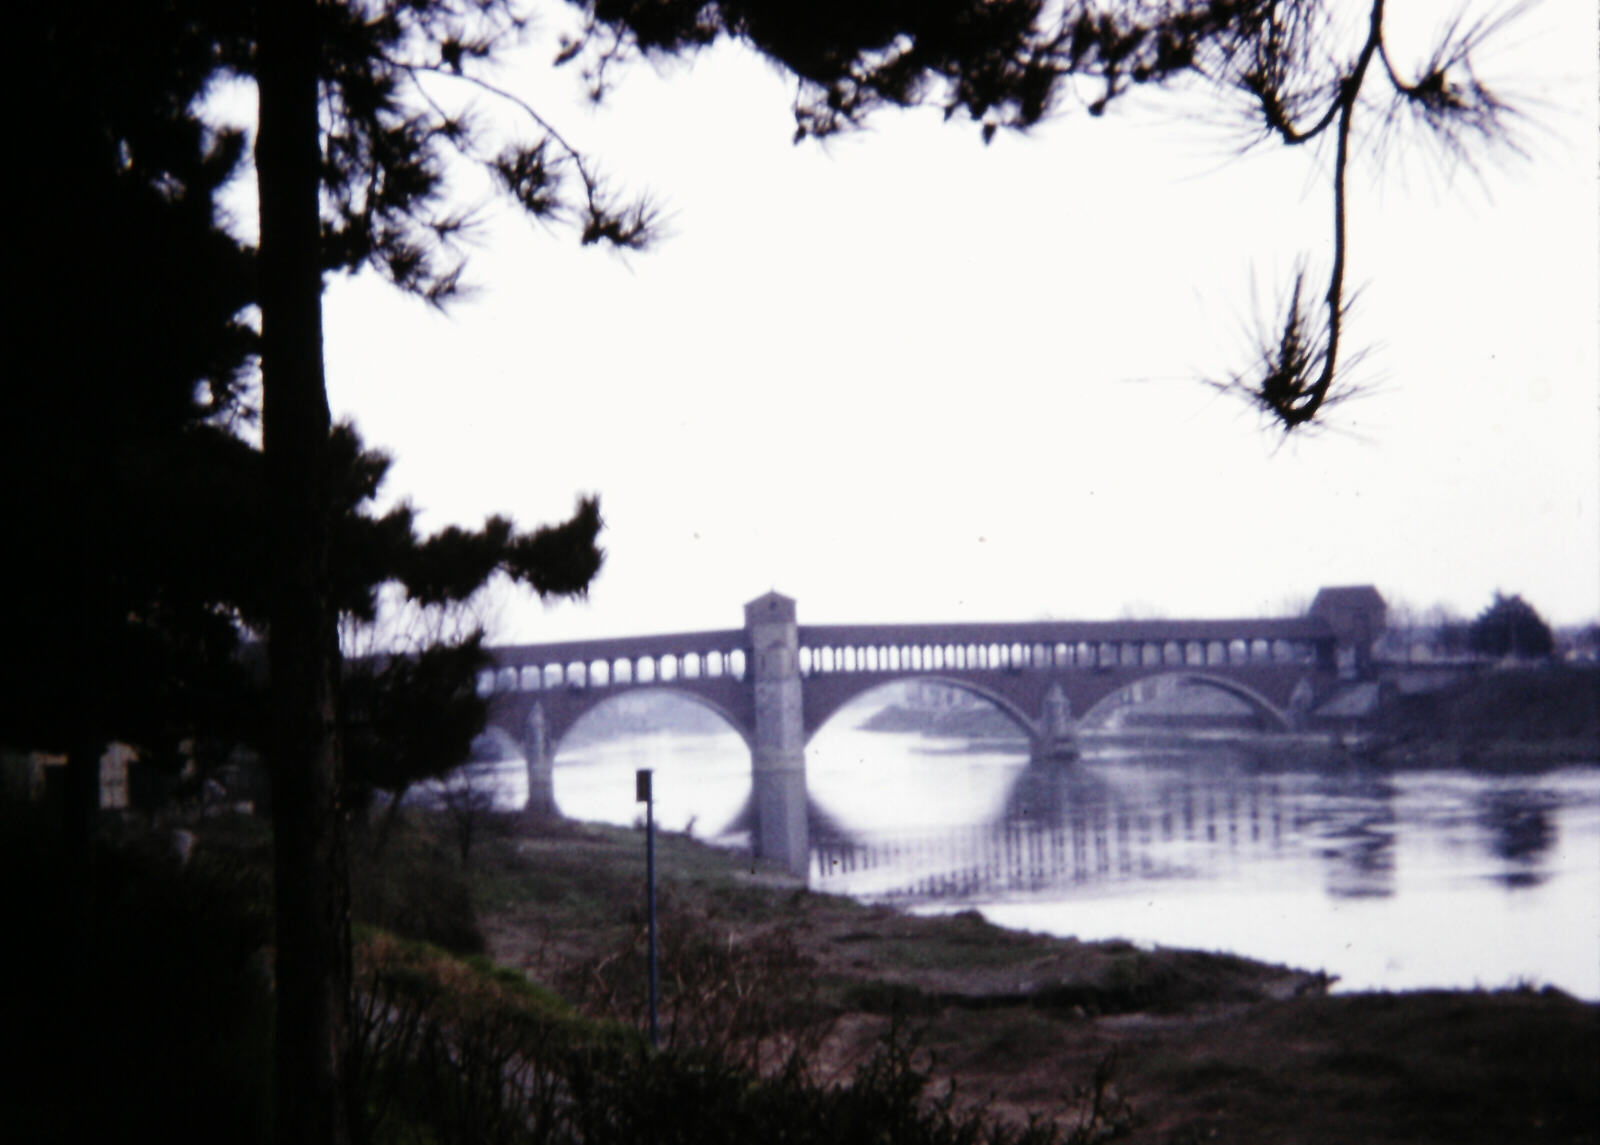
[
  {"x1": 805, "y1": 680, "x2": 1036, "y2": 844},
  {"x1": 549, "y1": 690, "x2": 752, "y2": 839},
  {"x1": 1076, "y1": 673, "x2": 1294, "y2": 734}
]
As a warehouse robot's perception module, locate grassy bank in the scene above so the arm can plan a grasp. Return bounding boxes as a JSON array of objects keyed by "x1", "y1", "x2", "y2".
[
  {"x1": 1372, "y1": 664, "x2": 1600, "y2": 769},
  {"x1": 9, "y1": 800, "x2": 1596, "y2": 1144},
  {"x1": 444, "y1": 814, "x2": 1596, "y2": 1143}
]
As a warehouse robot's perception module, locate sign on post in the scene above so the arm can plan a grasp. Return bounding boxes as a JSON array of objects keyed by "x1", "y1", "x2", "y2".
[{"x1": 636, "y1": 768, "x2": 659, "y2": 1048}]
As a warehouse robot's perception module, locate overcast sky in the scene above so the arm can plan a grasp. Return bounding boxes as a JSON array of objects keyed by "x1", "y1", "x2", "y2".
[{"x1": 307, "y1": 1, "x2": 1598, "y2": 641}]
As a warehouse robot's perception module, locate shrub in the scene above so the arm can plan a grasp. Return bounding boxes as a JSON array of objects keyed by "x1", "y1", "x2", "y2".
[
  {"x1": 350, "y1": 818, "x2": 486, "y2": 954},
  {"x1": 558, "y1": 895, "x2": 835, "y2": 1071},
  {"x1": 4, "y1": 808, "x2": 276, "y2": 1145},
  {"x1": 347, "y1": 974, "x2": 1078, "y2": 1145}
]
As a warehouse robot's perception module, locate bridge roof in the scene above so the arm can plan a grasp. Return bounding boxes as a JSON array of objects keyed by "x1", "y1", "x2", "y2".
[
  {"x1": 485, "y1": 617, "x2": 1336, "y2": 665},
  {"x1": 797, "y1": 616, "x2": 1334, "y2": 646},
  {"x1": 490, "y1": 629, "x2": 744, "y2": 665}
]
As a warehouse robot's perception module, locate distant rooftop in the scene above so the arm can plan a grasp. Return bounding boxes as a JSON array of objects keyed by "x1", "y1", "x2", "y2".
[{"x1": 1310, "y1": 585, "x2": 1386, "y2": 613}]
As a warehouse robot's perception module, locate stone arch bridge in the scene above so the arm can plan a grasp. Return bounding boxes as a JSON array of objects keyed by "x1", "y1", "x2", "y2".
[{"x1": 484, "y1": 590, "x2": 1379, "y2": 873}]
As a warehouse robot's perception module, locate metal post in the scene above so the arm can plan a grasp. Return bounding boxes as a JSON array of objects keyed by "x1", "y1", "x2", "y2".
[{"x1": 636, "y1": 768, "x2": 659, "y2": 1048}]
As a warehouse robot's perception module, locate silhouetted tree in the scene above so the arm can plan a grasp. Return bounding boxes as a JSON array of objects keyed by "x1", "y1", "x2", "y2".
[
  {"x1": 248, "y1": 4, "x2": 650, "y2": 1133},
  {"x1": 1469, "y1": 593, "x2": 1554, "y2": 660},
  {"x1": 437, "y1": 765, "x2": 500, "y2": 863},
  {"x1": 9, "y1": 10, "x2": 605, "y2": 1141},
  {"x1": 342, "y1": 637, "x2": 488, "y2": 841},
  {"x1": 6, "y1": 0, "x2": 262, "y2": 946},
  {"x1": 327, "y1": 423, "x2": 602, "y2": 845},
  {"x1": 569, "y1": 0, "x2": 1526, "y2": 429}
]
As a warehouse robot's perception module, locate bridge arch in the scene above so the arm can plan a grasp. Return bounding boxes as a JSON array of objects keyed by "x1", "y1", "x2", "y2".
[
  {"x1": 802, "y1": 675, "x2": 1039, "y2": 750},
  {"x1": 544, "y1": 686, "x2": 756, "y2": 761},
  {"x1": 1076, "y1": 671, "x2": 1295, "y2": 733}
]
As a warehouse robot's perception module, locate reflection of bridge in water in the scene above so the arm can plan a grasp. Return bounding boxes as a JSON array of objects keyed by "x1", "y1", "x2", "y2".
[
  {"x1": 485, "y1": 588, "x2": 1387, "y2": 874},
  {"x1": 814, "y1": 767, "x2": 1289, "y2": 899},
  {"x1": 812, "y1": 764, "x2": 1404, "y2": 903}
]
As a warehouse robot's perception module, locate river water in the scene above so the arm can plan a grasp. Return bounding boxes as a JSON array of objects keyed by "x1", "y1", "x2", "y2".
[{"x1": 450, "y1": 713, "x2": 1600, "y2": 1001}]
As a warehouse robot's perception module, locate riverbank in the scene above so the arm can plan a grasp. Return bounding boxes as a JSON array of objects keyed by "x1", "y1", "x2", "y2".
[
  {"x1": 458, "y1": 815, "x2": 1598, "y2": 1143},
  {"x1": 860, "y1": 702, "x2": 1027, "y2": 740},
  {"x1": 1370, "y1": 664, "x2": 1600, "y2": 770},
  {"x1": 11, "y1": 796, "x2": 1592, "y2": 1143}
]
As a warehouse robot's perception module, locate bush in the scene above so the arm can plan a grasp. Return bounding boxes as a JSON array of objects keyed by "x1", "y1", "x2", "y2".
[
  {"x1": 3, "y1": 807, "x2": 276, "y2": 1145},
  {"x1": 347, "y1": 966, "x2": 1077, "y2": 1145},
  {"x1": 558, "y1": 895, "x2": 835, "y2": 1070},
  {"x1": 350, "y1": 817, "x2": 486, "y2": 954}
]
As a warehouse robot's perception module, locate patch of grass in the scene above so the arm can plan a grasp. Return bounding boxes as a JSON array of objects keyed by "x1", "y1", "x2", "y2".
[
  {"x1": 352, "y1": 928, "x2": 1085, "y2": 1145},
  {"x1": 1316, "y1": 1047, "x2": 1411, "y2": 1080},
  {"x1": 466, "y1": 820, "x2": 696, "y2": 925},
  {"x1": 351, "y1": 826, "x2": 485, "y2": 954},
  {"x1": 845, "y1": 920, "x2": 1047, "y2": 975},
  {"x1": 843, "y1": 981, "x2": 943, "y2": 1017},
  {"x1": 354, "y1": 926, "x2": 629, "y2": 1046},
  {"x1": 961, "y1": 1010, "x2": 1075, "y2": 1073},
  {"x1": 1143, "y1": 992, "x2": 1600, "y2": 1143},
  {"x1": 1027, "y1": 947, "x2": 1297, "y2": 1017},
  {"x1": 1167, "y1": 1058, "x2": 1273, "y2": 1095}
]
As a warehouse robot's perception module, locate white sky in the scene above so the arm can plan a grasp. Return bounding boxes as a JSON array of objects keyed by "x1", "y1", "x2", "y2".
[{"x1": 308, "y1": 1, "x2": 1599, "y2": 640}]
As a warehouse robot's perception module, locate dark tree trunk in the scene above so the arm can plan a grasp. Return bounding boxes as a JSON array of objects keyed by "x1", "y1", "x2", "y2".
[
  {"x1": 63, "y1": 734, "x2": 104, "y2": 959},
  {"x1": 257, "y1": 3, "x2": 350, "y2": 1144},
  {"x1": 64, "y1": 479, "x2": 111, "y2": 964}
]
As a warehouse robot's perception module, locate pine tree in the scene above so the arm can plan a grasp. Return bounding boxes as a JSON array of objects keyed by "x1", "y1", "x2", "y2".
[
  {"x1": 572, "y1": 0, "x2": 1524, "y2": 428},
  {"x1": 1470, "y1": 593, "x2": 1555, "y2": 660}
]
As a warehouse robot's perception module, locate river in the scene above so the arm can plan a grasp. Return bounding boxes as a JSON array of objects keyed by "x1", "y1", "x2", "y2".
[{"x1": 441, "y1": 709, "x2": 1600, "y2": 1001}]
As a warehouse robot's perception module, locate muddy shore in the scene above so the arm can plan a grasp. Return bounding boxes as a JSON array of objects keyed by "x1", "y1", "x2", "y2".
[{"x1": 463, "y1": 819, "x2": 1598, "y2": 1144}]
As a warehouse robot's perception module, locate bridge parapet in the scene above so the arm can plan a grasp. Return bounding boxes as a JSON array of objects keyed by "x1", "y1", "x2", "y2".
[
  {"x1": 795, "y1": 618, "x2": 1333, "y2": 681},
  {"x1": 479, "y1": 628, "x2": 746, "y2": 695}
]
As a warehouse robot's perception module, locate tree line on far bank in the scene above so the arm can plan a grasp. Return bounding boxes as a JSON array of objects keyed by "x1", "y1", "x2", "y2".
[{"x1": 1379, "y1": 592, "x2": 1573, "y2": 663}]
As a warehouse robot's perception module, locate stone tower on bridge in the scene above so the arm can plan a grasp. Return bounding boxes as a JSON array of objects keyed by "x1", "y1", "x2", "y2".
[{"x1": 745, "y1": 592, "x2": 807, "y2": 874}]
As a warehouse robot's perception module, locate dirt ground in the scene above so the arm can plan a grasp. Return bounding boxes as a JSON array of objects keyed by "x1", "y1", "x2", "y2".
[{"x1": 470, "y1": 819, "x2": 1599, "y2": 1145}]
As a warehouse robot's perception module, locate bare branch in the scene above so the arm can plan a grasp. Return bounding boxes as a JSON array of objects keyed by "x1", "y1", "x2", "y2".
[{"x1": 402, "y1": 61, "x2": 663, "y2": 252}]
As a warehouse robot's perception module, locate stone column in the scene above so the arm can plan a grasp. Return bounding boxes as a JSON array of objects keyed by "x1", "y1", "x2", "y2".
[
  {"x1": 522, "y1": 701, "x2": 557, "y2": 821},
  {"x1": 745, "y1": 592, "x2": 808, "y2": 875},
  {"x1": 1033, "y1": 682, "x2": 1078, "y2": 762},
  {"x1": 1287, "y1": 677, "x2": 1316, "y2": 732}
]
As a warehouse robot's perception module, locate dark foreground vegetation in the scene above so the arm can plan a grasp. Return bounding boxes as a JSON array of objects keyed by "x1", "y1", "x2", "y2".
[{"x1": 7, "y1": 795, "x2": 1595, "y2": 1145}]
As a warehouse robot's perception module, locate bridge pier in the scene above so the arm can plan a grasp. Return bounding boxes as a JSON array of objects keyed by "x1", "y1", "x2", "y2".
[
  {"x1": 746, "y1": 593, "x2": 809, "y2": 875},
  {"x1": 521, "y1": 701, "x2": 557, "y2": 821},
  {"x1": 1032, "y1": 681, "x2": 1079, "y2": 762}
]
